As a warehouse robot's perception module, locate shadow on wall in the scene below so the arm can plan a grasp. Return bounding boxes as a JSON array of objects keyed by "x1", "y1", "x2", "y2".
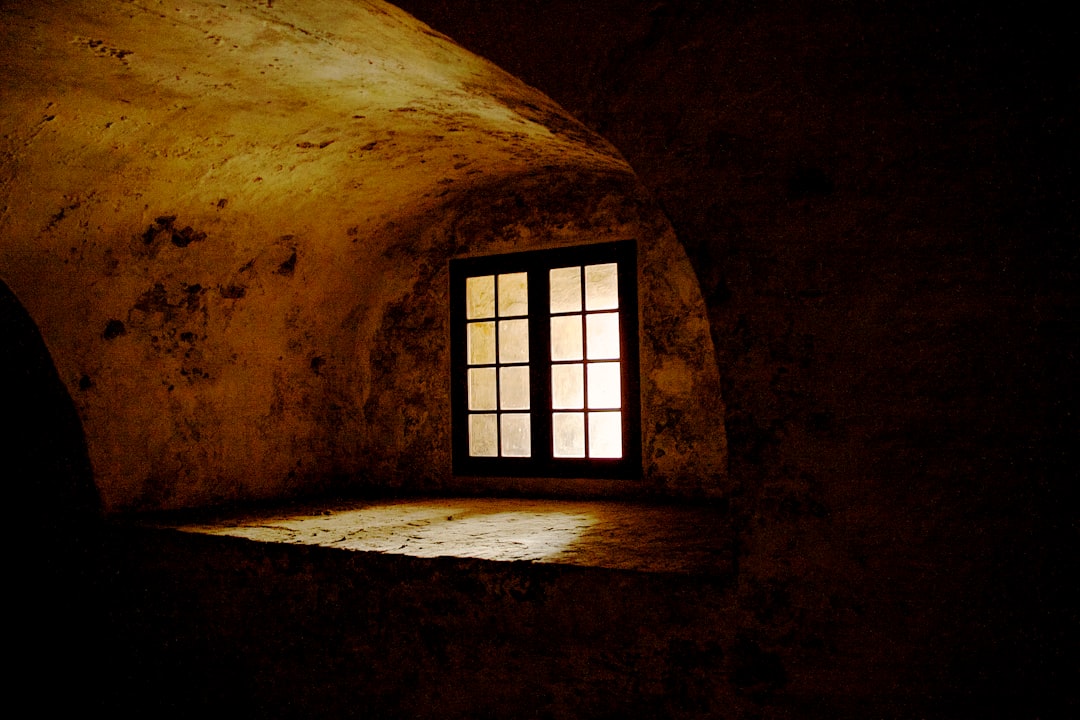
[
  {"x1": 1, "y1": 277, "x2": 100, "y2": 526},
  {"x1": 2, "y1": 278, "x2": 112, "y2": 709}
]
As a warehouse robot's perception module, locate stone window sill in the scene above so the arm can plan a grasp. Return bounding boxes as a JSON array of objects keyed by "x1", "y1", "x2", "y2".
[{"x1": 156, "y1": 496, "x2": 733, "y2": 577}]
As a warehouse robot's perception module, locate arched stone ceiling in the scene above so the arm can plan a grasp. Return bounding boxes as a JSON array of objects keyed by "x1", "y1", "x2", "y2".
[
  {"x1": 1, "y1": 0, "x2": 726, "y2": 511},
  {"x1": 1, "y1": 0, "x2": 627, "y2": 263}
]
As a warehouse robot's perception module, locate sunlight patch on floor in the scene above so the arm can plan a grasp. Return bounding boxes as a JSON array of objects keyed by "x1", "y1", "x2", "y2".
[{"x1": 170, "y1": 497, "x2": 732, "y2": 574}]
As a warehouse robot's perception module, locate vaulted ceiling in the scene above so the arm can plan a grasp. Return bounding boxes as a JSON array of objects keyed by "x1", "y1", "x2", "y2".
[{"x1": 1, "y1": 0, "x2": 723, "y2": 510}]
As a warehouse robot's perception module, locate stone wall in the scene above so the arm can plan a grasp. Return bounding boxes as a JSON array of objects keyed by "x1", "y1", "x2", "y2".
[
  {"x1": 356, "y1": 169, "x2": 726, "y2": 499},
  {"x1": 1, "y1": 0, "x2": 1072, "y2": 714},
  {"x1": 392, "y1": 0, "x2": 1075, "y2": 713},
  {"x1": 0, "y1": 0, "x2": 726, "y2": 511},
  {"x1": 70, "y1": 527, "x2": 739, "y2": 719}
]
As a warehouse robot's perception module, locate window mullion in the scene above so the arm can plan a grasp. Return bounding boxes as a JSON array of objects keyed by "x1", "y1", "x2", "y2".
[
  {"x1": 493, "y1": 296, "x2": 502, "y2": 456},
  {"x1": 579, "y1": 267, "x2": 589, "y2": 459},
  {"x1": 529, "y1": 267, "x2": 550, "y2": 464}
]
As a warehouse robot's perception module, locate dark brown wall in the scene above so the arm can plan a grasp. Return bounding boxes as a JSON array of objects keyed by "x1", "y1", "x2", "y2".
[
  {"x1": 78, "y1": 528, "x2": 740, "y2": 719},
  {"x1": 393, "y1": 0, "x2": 1076, "y2": 713},
  {"x1": 4, "y1": 1, "x2": 1074, "y2": 714}
]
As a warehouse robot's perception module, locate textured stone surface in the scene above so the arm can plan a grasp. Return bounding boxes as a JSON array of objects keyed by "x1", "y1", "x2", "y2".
[
  {"x1": 388, "y1": 1, "x2": 1076, "y2": 715},
  {"x1": 82, "y1": 524, "x2": 739, "y2": 719},
  {"x1": 355, "y1": 169, "x2": 726, "y2": 499},
  {"x1": 167, "y1": 496, "x2": 734, "y2": 575},
  {"x1": 0, "y1": 0, "x2": 726, "y2": 511},
  {"x1": 3, "y1": 0, "x2": 1072, "y2": 717}
]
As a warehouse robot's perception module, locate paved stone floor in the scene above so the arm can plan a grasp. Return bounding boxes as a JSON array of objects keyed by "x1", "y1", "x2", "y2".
[{"x1": 165, "y1": 497, "x2": 732, "y2": 576}]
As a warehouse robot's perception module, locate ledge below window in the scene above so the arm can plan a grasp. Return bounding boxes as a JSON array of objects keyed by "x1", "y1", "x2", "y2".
[{"x1": 153, "y1": 497, "x2": 733, "y2": 578}]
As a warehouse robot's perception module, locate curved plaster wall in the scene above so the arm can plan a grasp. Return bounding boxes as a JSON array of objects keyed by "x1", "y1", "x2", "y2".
[{"x1": 0, "y1": 0, "x2": 726, "y2": 512}]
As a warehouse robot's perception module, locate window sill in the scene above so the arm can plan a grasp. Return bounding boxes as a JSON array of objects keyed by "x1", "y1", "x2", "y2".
[{"x1": 154, "y1": 496, "x2": 733, "y2": 577}]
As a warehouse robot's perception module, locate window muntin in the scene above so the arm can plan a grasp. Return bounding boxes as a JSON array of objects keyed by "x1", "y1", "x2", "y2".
[{"x1": 451, "y1": 241, "x2": 640, "y2": 479}]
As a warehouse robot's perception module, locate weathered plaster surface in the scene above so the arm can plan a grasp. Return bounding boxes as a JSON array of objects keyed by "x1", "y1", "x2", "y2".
[
  {"x1": 382, "y1": 1, "x2": 1074, "y2": 714},
  {"x1": 356, "y1": 169, "x2": 726, "y2": 499},
  {"x1": 96, "y1": 524, "x2": 740, "y2": 719},
  {"x1": 0, "y1": 0, "x2": 724, "y2": 511},
  {"x1": 169, "y1": 496, "x2": 734, "y2": 575}
]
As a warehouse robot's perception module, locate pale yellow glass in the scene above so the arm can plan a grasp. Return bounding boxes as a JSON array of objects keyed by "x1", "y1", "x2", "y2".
[
  {"x1": 551, "y1": 363, "x2": 584, "y2": 409},
  {"x1": 468, "y1": 413, "x2": 498, "y2": 457},
  {"x1": 552, "y1": 412, "x2": 585, "y2": 458},
  {"x1": 466, "y1": 275, "x2": 495, "y2": 319},
  {"x1": 498, "y1": 272, "x2": 528, "y2": 317},
  {"x1": 585, "y1": 312, "x2": 620, "y2": 360},
  {"x1": 467, "y1": 321, "x2": 496, "y2": 365},
  {"x1": 588, "y1": 411, "x2": 622, "y2": 458},
  {"x1": 498, "y1": 319, "x2": 530, "y2": 363},
  {"x1": 468, "y1": 367, "x2": 497, "y2": 411},
  {"x1": 499, "y1": 366, "x2": 530, "y2": 410},
  {"x1": 549, "y1": 266, "x2": 582, "y2": 314},
  {"x1": 584, "y1": 263, "x2": 619, "y2": 311},
  {"x1": 550, "y1": 315, "x2": 583, "y2": 361},
  {"x1": 500, "y1": 413, "x2": 531, "y2": 457},
  {"x1": 587, "y1": 362, "x2": 621, "y2": 409}
]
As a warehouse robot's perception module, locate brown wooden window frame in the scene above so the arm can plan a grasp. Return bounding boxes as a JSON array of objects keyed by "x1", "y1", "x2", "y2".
[{"x1": 450, "y1": 241, "x2": 641, "y2": 479}]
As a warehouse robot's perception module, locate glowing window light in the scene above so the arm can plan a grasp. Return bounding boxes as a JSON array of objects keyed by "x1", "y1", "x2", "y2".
[{"x1": 451, "y1": 241, "x2": 639, "y2": 478}]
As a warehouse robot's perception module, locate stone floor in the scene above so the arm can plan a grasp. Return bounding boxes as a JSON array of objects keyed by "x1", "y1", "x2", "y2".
[{"x1": 162, "y1": 496, "x2": 733, "y2": 576}]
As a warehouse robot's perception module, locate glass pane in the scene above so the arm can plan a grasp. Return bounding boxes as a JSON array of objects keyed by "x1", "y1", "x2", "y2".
[
  {"x1": 588, "y1": 411, "x2": 622, "y2": 458},
  {"x1": 550, "y1": 315, "x2": 583, "y2": 361},
  {"x1": 585, "y1": 263, "x2": 619, "y2": 311},
  {"x1": 498, "y1": 272, "x2": 528, "y2": 317},
  {"x1": 499, "y1": 366, "x2": 530, "y2": 410},
  {"x1": 551, "y1": 363, "x2": 584, "y2": 409},
  {"x1": 587, "y1": 362, "x2": 621, "y2": 409},
  {"x1": 499, "y1": 319, "x2": 530, "y2": 363},
  {"x1": 466, "y1": 275, "x2": 495, "y2": 319},
  {"x1": 500, "y1": 413, "x2": 531, "y2": 457},
  {"x1": 468, "y1": 413, "x2": 498, "y2": 457},
  {"x1": 468, "y1": 367, "x2": 497, "y2": 411},
  {"x1": 552, "y1": 412, "x2": 585, "y2": 458},
  {"x1": 467, "y1": 321, "x2": 496, "y2": 365},
  {"x1": 549, "y1": 266, "x2": 581, "y2": 314},
  {"x1": 586, "y1": 312, "x2": 620, "y2": 360}
]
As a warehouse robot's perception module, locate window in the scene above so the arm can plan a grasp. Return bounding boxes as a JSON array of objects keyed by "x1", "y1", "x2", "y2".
[{"x1": 450, "y1": 241, "x2": 641, "y2": 479}]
